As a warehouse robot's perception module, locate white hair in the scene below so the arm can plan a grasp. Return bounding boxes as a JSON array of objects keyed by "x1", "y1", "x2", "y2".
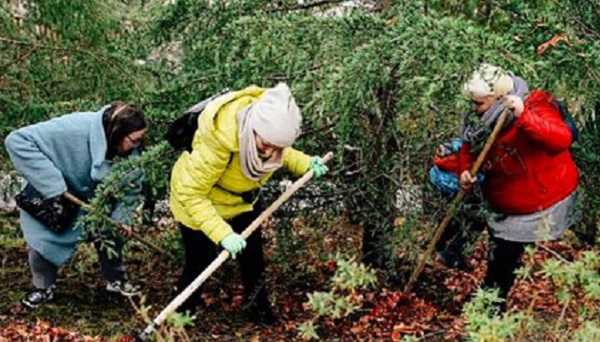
[{"x1": 463, "y1": 63, "x2": 514, "y2": 99}]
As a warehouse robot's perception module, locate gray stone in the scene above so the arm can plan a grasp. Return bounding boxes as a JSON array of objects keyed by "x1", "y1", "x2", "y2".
[{"x1": 0, "y1": 171, "x2": 24, "y2": 212}]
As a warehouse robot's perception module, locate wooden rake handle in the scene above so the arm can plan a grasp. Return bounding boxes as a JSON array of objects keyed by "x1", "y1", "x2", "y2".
[
  {"x1": 139, "y1": 152, "x2": 334, "y2": 338},
  {"x1": 403, "y1": 108, "x2": 512, "y2": 293},
  {"x1": 62, "y1": 192, "x2": 171, "y2": 257}
]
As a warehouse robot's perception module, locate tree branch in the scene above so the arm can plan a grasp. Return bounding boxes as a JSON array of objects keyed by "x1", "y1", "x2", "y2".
[
  {"x1": 0, "y1": 35, "x2": 143, "y2": 94},
  {"x1": 0, "y1": 46, "x2": 37, "y2": 73},
  {"x1": 536, "y1": 242, "x2": 570, "y2": 263},
  {"x1": 266, "y1": 0, "x2": 347, "y2": 13}
]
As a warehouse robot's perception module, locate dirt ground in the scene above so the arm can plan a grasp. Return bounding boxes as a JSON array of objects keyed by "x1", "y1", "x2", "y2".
[{"x1": 1, "y1": 212, "x2": 598, "y2": 341}]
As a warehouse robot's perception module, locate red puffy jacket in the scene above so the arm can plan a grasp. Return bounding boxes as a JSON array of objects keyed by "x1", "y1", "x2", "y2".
[{"x1": 459, "y1": 90, "x2": 579, "y2": 214}]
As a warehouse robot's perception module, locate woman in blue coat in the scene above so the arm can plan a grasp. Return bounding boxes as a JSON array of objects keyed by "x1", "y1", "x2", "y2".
[{"x1": 4, "y1": 102, "x2": 147, "y2": 308}]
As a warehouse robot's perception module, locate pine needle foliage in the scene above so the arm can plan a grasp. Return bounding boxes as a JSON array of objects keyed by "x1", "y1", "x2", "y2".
[{"x1": 3, "y1": 0, "x2": 600, "y2": 266}]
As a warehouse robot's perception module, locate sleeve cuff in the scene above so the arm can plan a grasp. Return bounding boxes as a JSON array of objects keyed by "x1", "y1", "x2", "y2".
[
  {"x1": 514, "y1": 107, "x2": 533, "y2": 129},
  {"x1": 206, "y1": 221, "x2": 234, "y2": 244}
]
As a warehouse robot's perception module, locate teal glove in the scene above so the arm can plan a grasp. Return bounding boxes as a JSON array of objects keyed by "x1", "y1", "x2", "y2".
[
  {"x1": 220, "y1": 233, "x2": 246, "y2": 259},
  {"x1": 309, "y1": 156, "x2": 329, "y2": 179}
]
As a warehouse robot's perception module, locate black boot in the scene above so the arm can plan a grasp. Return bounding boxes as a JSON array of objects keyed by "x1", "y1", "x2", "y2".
[
  {"x1": 247, "y1": 302, "x2": 280, "y2": 327},
  {"x1": 175, "y1": 297, "x2": 204, "y2": 315},
  {"x1": 437, "y1": 247, "x2": 473, "y2": 272},
  {"x1": 244, "y1": 287, "x2": 280, "y2": 327},
  {"x1": 174, "y1": 283, "x2": 207, "y2": 315}
]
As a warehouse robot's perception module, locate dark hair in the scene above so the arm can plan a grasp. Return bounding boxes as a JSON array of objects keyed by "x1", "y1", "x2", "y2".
[{"x1": 102, "y1": 101, "x2": 147, "y2": 159}]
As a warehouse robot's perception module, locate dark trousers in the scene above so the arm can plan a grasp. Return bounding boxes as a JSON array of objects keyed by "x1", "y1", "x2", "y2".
[
  {"x1": 483, "y1": 235, "x2": 529, "y2": 301},
  {"x1": 176, "y1": 209, "x2": 270, "y2": 313},
  {"x1": 27, "y1": 237, "x2": 126, "y2": 289},
  {"x1": 435, "y1": 195, "x2": 484, "y2": 255},
  {"x1": 432, "y1": 194, "x2": 527, "y2": 304},
  {"x1": 435, "y1": 215, "x2": 482, "y2": 254}
]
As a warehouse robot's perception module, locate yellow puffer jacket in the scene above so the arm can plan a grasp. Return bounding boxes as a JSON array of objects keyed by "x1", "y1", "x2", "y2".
[{"x1": 169, "y1": 86, "x2": 311, "y2": 243}]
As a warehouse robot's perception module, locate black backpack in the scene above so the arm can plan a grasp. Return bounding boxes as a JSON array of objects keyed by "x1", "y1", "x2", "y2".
[
  {"x1": 556, "y1": 100, "x2": 579, "y2": 143},
  {"x1": 165, "y1": 88, "x2": 231, "y2": 152}
]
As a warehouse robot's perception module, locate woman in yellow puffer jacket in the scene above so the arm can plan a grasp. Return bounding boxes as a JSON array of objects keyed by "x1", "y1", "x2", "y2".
[{"x1": 169, "y1": 83, "x2": 328, "y2": 325}]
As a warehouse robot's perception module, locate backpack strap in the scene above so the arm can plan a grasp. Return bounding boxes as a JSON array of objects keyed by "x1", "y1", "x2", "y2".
[
  {"x1": 165, "y1": 88, "x2": 232, "y2": 152},
  {"x1": 555, "y1": 99, "x2": 579, "y2": 143}
]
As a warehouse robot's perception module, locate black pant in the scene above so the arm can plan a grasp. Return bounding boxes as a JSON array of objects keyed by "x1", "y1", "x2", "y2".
[
  {"x1": 435, "y1": 195, "x2": 484, "y2": 255},
  {"x1": 176, "y1": 209, "x2": 270, "y2": 313},
  {"x1": 435, "y1": 215, "x2": 482, "y2": 254},
  {"x1": 483, "y1": 235, "x2": 529, "y2": 301}
]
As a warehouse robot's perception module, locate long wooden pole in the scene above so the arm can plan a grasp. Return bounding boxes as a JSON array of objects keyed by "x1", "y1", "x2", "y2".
[
  {"x1": 403, "y1": 108, "x2": 511, "y2": 293},
  {"x1": 62, "y1": 192, "x2": 170, "y2": 257},
  {"x1": 137, "y1": 152, "x2": 334, "y2": 341}
]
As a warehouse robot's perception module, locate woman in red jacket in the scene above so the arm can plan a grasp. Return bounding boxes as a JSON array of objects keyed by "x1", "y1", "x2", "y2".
[{"x1": 459, "y1": 63, "x2": 580, "y2": 310}]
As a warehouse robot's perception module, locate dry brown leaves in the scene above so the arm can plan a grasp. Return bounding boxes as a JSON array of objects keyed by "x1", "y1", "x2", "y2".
[{"x1": 0, "y1": 319, "x2": 103, "y2": 342}]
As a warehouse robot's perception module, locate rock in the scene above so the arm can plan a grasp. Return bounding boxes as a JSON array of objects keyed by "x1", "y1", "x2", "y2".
[
  {"x1": 395, "y1": 185, "x2": 423, "y2": 216},
  {"x1": 0, "y1": 171, "x2": 24, "y2": 213},
  {"x1": 261, "y1": 179, "x2": 344, "y2": 216}
]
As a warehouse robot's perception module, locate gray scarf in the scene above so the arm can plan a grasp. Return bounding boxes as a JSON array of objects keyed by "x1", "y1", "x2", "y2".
[{"x1": 461, "y1": 75, "x2": 529, "y2": 144}]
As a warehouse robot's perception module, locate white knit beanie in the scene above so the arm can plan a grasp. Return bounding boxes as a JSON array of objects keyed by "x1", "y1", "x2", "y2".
[
  {"x1": 249, "y1": 83, "x2": 302, "y2": 147},
  {"x1": 463, "y1": 63, "x2": 515, "y2": 98}
]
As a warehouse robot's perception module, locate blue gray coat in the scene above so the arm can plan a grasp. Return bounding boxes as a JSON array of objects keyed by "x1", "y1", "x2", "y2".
[{"x1": 4, "y1": 106, "x2": 143, "y2": 265}]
